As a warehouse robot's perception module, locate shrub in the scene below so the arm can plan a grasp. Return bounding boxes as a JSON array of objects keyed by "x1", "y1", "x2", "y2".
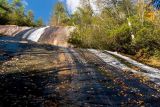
[
  {"x1": 133, "y1": 25, "x2": 160, "y2": 57},
  {"x1": 106, "y1": 23, "x2": 133, "y2": 53},
  {"x1": 68, "y1": 30, "x2": 82, "y2": 47}
]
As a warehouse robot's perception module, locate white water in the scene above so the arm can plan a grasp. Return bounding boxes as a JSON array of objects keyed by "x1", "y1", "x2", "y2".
[
  {"x1": 27, "y1": 26, "x2": 49, "y2": 42},
  {"x1": 107, "y1": 51, "x2": 160, "y2": 73},
  {"x1": 89, "y1": 49, "x2": 160, "y2": 85},
  {"x1": 89, "y1": 49, "x2": 136, "y2": 72},
  {"x1": 22, "y1": 29, "x2": 35, "y2": 39}
]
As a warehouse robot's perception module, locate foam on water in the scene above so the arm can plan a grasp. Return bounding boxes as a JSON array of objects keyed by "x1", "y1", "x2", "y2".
[
  {"x1": 27, "y1": 26, "x2": 49, "y2": 42},
  {"x1": 89, "y1": 49, "x2": 135, "y2": 71},
  {"x1": 22, "y1": 29, "x2": 35, "y2": 39},
  {"x1": 89, "y1": 49, "x2": 160, "y2": 85},
  {"x1": 107, "y1": 51, "x2": 160, "y2": 73}
]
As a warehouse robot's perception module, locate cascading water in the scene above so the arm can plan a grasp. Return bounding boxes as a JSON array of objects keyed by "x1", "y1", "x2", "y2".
[
  {"x1": 24, "y1": 26, "x2": 49, "y2": 42},
  {"x1": 22, "y1": 29, "x2": 36, "y2": 39},
  {"x1": 89, "y1": 49, "x2": 160, "y2": 85}
]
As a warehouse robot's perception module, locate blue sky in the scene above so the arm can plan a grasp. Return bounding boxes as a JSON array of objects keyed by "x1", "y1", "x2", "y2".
[
  {"x1": 9, "y1": 0, "x2": 104, "y2": 24},
  {"x1": 9, "y1": 0, "x2": 61, "y2": 24},
  {"x1": 23, "y1": 0, "x2": 59, "y2": 24},
  {"x1": 9, "y1": 0, "x2": 81, "y2": 25},
  {"x1": 22, "y1": 0, "x2": 80, "y2": 24}
]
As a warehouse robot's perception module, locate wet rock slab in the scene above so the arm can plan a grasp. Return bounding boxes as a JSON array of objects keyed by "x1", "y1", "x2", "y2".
[{"x1": 0, "y1": 41, "x2": 160, "y2": 107}]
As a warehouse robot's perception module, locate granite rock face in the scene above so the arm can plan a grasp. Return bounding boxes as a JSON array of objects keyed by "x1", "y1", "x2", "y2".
[
  {"x1": 0, "y1": 25, "x2": 30, "y2": 36},
  {"x1": 0, "y1": 25, "x2": 75, "y2": 47}
]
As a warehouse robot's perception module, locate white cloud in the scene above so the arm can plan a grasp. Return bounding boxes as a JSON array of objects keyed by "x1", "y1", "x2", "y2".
[
  {"x1": 22, "y1": 0, "x2": 28, "y2": 6},
  {"x1": 66, "y1": 0, "x2": 80, "y2": 13},
  {"x1": 58, "y1": 0, "x2": 80, "y2": 13},
  {"x1": 66, "y1": 0, "x2": 101, "y2": 14},
  {"x1": 61, "y1": 0, "x2": 99, "y2": 14},
  {"x1": 90, "y1": 0, "x2": 100, "y2": 13}
]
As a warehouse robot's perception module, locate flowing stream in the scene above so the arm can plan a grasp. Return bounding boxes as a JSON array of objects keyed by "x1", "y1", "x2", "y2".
[
  {"x1": 89, "y1": 49, "x2": 160, "y2": 85},
  {"x1": 23, "y1": 26, "x2": 49, "y2": 42}
]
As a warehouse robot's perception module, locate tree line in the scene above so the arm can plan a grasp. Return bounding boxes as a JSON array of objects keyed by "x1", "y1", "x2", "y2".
[
  {"x1": 50, "y1": 0, "x2": 160, "y2": 67},
  {"x1": 0, "y1": 0, "x2": 43, "y2": 27}
]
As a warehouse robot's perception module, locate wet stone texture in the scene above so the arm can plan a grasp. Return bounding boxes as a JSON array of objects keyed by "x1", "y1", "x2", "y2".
[{"x1": 0, "y1": 41, "x2": 160, "y2": 107}]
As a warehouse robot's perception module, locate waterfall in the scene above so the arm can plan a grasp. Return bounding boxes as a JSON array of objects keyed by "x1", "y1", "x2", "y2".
[
  {"x1": 26, "y1": 26, "x2": 49, "y2": 42},
  {"x1": 22, "y1": 29, "x2": 35, "y2": 39}
]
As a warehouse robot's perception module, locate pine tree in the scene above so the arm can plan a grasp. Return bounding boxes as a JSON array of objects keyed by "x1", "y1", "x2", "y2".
[
  {"x1": 36, "y1": 18, "x2": 43, "y2": 27},
  {"x1": 50, "y1": 2, "x2": 69, "y2": 26}
]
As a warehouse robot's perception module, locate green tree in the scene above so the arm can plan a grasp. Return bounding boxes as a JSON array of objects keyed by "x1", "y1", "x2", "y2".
[
  {"x1": 27, "y1": 10, "x2": 34, "y2": 22},
  {"x1": 50, "y1": 2, "x2": 69, "y2": 26},
  {"x1": 36, "y1": 18, "x2": 43, "y2": 27},
  {"x1": 0, "y1": 0, "x2": 11, "y2": 12},
  {"x1": 12, "y1": 0, "x2": 23, "y2": 8},
  {"x1": 0, "y1": 0, "x2": 43, "y2": 26}
]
